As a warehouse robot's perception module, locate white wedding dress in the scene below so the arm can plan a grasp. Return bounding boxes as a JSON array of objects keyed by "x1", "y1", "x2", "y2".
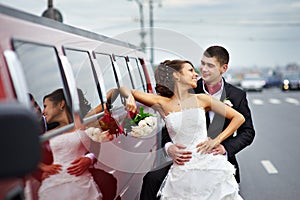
[
  {"x1": 158, "y1": 108, "x2": 243, "y2": 200},
  {"x1": 38, "y1": 130, "x2": 102, "y2": 200}
]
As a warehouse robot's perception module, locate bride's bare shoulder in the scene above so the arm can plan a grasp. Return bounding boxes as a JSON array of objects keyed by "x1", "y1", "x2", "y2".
[
  {"x1": 195, "y1": 93, "x2": 210, "y2": 100},
  {"x1": 195, "y1": 93, "x2": 211, "y2": 108}
]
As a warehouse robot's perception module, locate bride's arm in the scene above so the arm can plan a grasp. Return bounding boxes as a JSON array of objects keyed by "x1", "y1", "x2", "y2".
[
  {"x1": 197, "y1": 94, "x2": 245, "y2": 153},
  {"x1": 119, "y1": 87, "x2": 163, "y2": 112}
]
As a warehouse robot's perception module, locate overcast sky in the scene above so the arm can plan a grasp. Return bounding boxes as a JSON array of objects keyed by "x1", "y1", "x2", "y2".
[{"x1": 1, "y1": 0, "x2": 300, "y2": 69}]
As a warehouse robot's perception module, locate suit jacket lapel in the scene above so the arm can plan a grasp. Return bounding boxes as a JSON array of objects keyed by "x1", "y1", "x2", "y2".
[
  {"x1": 222, "y1": 80, "x2": 231, "y2": 101},
  {"x1": 207, "y1": 78, "x2": 230, "y2": 138},
  {"x1": 195, "y1": 79, "x2": 211, "y2": 129},
  {"x1": 205, "y1": 111, "x2": 210, "y2": 129}
]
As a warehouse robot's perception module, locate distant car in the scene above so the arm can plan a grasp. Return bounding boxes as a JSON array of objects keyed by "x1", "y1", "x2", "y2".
[
  {"x1": 281, "y1": 72, "x2": 300, "y2": 91},
  {"x1": 241, "y1": 74, "x2": 265, "y2": 92},
  {"x1": 264, "y1": 75, "x2": 282, "y2": 88},
  {"x1": 224, "y1": 74, "x2": 241, "y2": 86}
]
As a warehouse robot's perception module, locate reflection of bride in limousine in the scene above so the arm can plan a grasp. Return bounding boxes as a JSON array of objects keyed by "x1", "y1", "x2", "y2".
[{"x1": 38, "y1": 88, "x2": 115, "y2": 200}]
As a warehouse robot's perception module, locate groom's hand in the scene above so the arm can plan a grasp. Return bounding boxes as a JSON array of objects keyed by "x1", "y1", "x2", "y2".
[
  {"x1": 167, "y1": 144, "x2": 192, "y2": 165},
  {"x1": 211, "y1": 144, "x2": 226, "y2": 155},
  {"x1": 67, "y1": 157, "x2": 92, "y2": 176}
]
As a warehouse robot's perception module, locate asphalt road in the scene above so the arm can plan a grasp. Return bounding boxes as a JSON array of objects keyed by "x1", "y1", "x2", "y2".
[{"x1": 237, "y1": 88, "x2": 300, "y2": 200}]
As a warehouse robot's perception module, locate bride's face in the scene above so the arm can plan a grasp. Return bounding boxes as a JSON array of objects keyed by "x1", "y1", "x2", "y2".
[
  {"x1": 43, "y1": 98, "x2": 62, "y2": 124},
  {"x1": 177, "y1": 63, "x2": 198, "y2": 88}
]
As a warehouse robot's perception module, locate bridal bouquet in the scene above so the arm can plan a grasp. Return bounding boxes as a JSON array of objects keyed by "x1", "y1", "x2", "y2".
[
  {"x1": 123, "y1": 107, "x2": 157, "y2": 138},
  {"x1": 98, "y1": 108, "x2": 124, "y2": 137},
  {"x1": 85, "y1": 127, "x2": 114, "y2": 142}
]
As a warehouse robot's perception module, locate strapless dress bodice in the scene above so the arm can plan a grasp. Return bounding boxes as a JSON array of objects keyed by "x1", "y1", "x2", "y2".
[{"x1": 165, "y1": 108, "x2": 207, "y2": 152}]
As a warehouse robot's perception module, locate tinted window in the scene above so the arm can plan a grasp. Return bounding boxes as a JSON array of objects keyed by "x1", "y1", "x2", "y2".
[
  {"x1": 12, "y1": 40, "x2": 70, "y2": 120},
  {"x1": 115, "y1": 56, "x2": 133, "y2": 89},
  {"x1": 94, "y1": 53, "x2": 122, "y2": 108},
  {"x1": 129, "y1": 57, "x2": 145, "y2": 92},
  {"x1": 137, "y1": 59, "x2": 148, "y2": 90},
  {"x1": 64, "y1": 49, "x2": 101, "y2": 118}
]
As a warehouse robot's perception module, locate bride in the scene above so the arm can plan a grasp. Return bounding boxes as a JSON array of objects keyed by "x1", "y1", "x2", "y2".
[
  {"x1": 121, "y1": 60, "x2": 245, "y2": 199},
  {"x1": 38, "y1": 89, "x2": 113, "y2": 200}
]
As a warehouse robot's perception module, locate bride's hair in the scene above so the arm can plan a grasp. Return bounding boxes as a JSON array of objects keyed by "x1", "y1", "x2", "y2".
[
  {"x1": 43, "y1": 88, "x2": 91, "y2": 121},
  {"x1": 155, "y1": 59, "x2": 194, "y2": 97}
]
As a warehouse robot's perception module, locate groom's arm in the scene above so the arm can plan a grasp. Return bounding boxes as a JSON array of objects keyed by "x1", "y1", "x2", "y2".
[
  {"x1": 222, "y1": 90, "x2": 255, "y2": 158},
  {"x1": 162, "y1": 126, "x2": 192, "y2": 165},
  {"x1": 67, "y1": 153, "x2": 96, "y2": 176},
  {"x1": 161, "y1": 126, "x2": 171, "y2": 147}
]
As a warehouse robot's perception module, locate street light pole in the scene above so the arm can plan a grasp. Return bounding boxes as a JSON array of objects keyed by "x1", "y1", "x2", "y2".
[
  {"x1": 130, "y1": 0, "x2": 161, "y2": 66},
  {"x1": 129, "y1": 0, "x2": 146, "y2": 52},
  {"x1": 138, "y1": 1, "x2": 146, "y2": 52},
  {"x1": 149, "y1": 0, "x2": 154, "y2": 66}
]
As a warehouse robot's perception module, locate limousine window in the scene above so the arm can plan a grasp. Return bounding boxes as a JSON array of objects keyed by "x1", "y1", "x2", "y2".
[
  {"x1": 138, "y1": 59, "x2": 150, "y2": 90},
  {"x1": 12, "y1": 40, "x2": 71, "y2": 122},
  {"x1": 128, "y1": 57, "x2": 146, "y2": 92},
  {"x1": 94, "y1": 53, "x2": 122, "y2": 108},
  {"x1": 114, "y1": 55, "x2": 134, "y2": 89},
  {"x1": 64, "y1": 48, "x2": 102, "y2": 119}
]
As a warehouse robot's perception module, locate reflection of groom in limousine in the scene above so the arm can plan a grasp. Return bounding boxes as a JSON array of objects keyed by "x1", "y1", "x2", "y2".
[{"x1": 140, "y1": 45, "x2": 256, "y2": 199}]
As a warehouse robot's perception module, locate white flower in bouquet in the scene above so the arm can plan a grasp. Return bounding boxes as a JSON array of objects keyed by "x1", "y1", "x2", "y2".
[
  {"x1": 85, "y1": 127, "x2": 101, "y2": 141},
  {"x1": 144, "y1": 116, "x2": 156, "y2": 127},
  {"x1": 131, "y1": 116, "x2": 157, "y2": 138},
  {"x1": 138, "y1": 119, "x2": 148, "y2": 128},
  {"x1": 131, "y1": 126, "x2": 145, "y2": 137},
  {"x1": 85, "y1": 127, "x2": 112, "y2": 142},
  {"x1": 123, "y1": 107, "x2": 158, "y2": 138}
]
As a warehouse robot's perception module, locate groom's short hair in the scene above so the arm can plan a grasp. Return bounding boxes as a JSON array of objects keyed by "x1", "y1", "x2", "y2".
[{"x1": 204, "y1": 46, "x2": 229, "y2": 66}]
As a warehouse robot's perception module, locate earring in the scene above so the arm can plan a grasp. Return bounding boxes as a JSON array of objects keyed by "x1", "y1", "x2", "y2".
[{"x1": 60, "y1": 107, "x2": 63, "y2": 111}]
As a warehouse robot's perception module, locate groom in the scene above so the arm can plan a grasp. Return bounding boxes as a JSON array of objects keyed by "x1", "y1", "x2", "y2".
[{"x1": 139, "y1": 45, "x2": 255, "y2": 199}]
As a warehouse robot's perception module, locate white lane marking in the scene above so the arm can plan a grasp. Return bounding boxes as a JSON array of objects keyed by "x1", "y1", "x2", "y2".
[
  {"x1": 252, "y1": 99, "x2": 264, "y2": 105},
  {"x1": 269, "y1": 98, "x2": 281, "y2": 104},
  {"x1": 261, "y1": 160, "x2": 278, "y2": 174},
  {"x1": 285, "y1": 97, "x2": 299, "y2": 105}
]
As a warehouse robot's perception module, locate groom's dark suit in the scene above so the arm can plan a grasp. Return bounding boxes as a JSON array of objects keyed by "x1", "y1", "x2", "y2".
[
  {"x1": 196, "y1": 78, "x2": 255, "y2": 183},
  {"x1": 139, "y1": 78, "x2": 255, "y2": 200}
]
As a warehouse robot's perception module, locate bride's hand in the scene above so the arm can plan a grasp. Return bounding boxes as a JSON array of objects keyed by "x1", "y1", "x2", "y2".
[
  {"x1": 39, "y1": 163, "x2": 62, "y2": 180},
  {"x1": 125, "y1": 94, "x2": 137, "y2": 113},
  {"x1": 196, "y1": 138, "x2": 220, "y2": 154},
  {"x1": 39, "y1": 163, "x2": 62, "y2": 174}
]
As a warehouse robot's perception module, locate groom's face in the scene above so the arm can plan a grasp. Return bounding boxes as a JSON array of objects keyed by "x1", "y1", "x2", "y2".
[{"x1": 200, "y1": 55, "x2": 224, "y2": 84}]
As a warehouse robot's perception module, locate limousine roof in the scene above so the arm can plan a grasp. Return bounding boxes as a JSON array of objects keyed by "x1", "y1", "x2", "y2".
[{"x1": 0, "y1": 4, "x2": 138, "y2": 50}]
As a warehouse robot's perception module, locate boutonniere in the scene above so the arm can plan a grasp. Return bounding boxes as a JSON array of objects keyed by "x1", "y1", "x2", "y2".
[{"x1": 223, "y1": 98, "x2": 233, "y2": 107}]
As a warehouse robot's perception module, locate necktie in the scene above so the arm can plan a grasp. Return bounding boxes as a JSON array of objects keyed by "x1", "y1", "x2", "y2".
[{"x1": 205, "y1": 111, "x2": 210, "y2": 129}]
